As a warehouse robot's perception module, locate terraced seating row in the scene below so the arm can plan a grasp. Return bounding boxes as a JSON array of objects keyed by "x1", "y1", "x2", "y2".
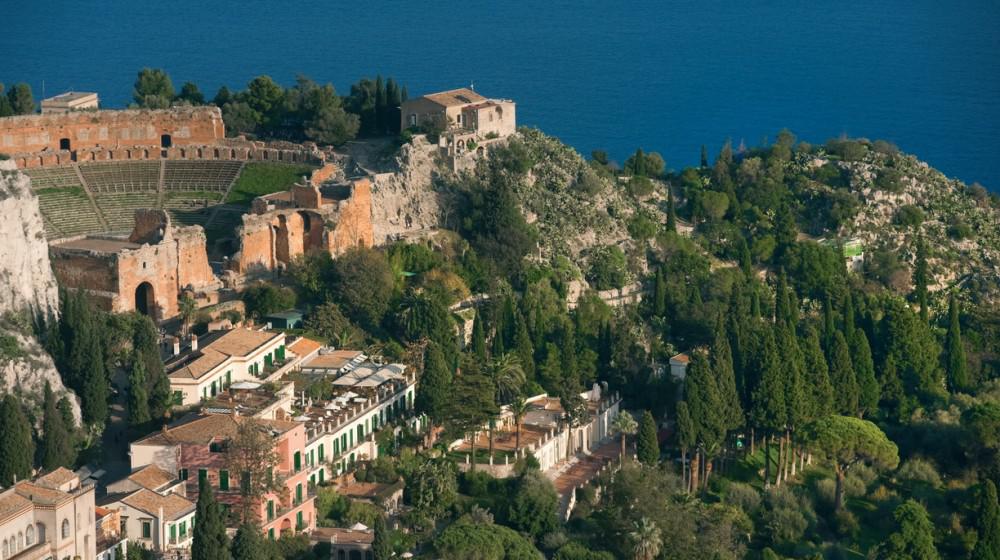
[
  {"x1": 164, "y1": 161, "x2": 243, "y2": 192},
  {"x1": 94, "y1": 192, "x2": 159, "y2": 233},
  {"x1": 35, "y1": 188, "x2": 104, "y2": 238},
  {"x1": 163, "y1": 191, "x2": 223, "y2": 227},
  {"x1": 80, "y1": 162, "x2": 160, "y2": 193},
  {"x1": 23, "y1": 166, "x2": 82, "y2": 190}
]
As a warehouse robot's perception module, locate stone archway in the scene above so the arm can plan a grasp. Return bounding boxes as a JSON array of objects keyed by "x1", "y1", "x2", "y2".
[{"x1": 135, "y1": 282, "x2": 155, "y2": 317}]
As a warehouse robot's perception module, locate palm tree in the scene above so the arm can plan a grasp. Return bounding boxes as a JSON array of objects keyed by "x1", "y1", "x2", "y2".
[
  {"x1": 509, "y1": 395, "x2": 530, "y2": 453},
  {"x1": 179, "y1": 294, "x2": 197, "y2": 335},
  {"x1": 631, "y1": 517, "x2": 662, "y2": 560},
  {"x1": 484, "y1": 353, "x2": 525, "y2": 460},
  {"x1": 611, "y1": 411, "x2": 638, "y2": 462}
]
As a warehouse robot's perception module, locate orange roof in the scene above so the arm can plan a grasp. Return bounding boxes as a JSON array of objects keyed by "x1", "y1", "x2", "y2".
[
  {"x1": 422, "y1": 88, "x2": 486, "y2": 108},
  {"x1": 0, "y1": 491, "x2": 32, "y2": 523},
  {"x1": 169, "y1": 328, "x2": 283, "y2": 380},
  {"x1": 134, "y1": 413, "x2": 299, "y2": 447},
  {"x1": 121, "y1": 489, "x2": 195, "y2": 521},
  {"x1": 127, "y1": 465, "x2": 177, "y2": 491},
  {"x1": 36, "y1": 467, "x2": 77, "y2": 488},
  {"x1": 670, "y1": 352, "x2": 690, "y2": 364},
  {"x1": 14, "y1": 481, "x2": 72, "y2": 506},
  {"x1": 288, "y1": 337, "x2": 323, "y2": 358}
]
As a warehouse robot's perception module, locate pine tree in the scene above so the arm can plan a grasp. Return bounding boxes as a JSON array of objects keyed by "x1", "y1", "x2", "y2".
[
  {"x1": 830, "y1": 331, "x2": 860, "y2": 416},
  {"x1": 415, "y1": 342, "x2": 453, "y2": 426},
  {"x1": 471, "y1": 311, "x2": 487, "y2": 360},
  {"x1": 128, "y1": 354, "x2": 151, "y2": 425},
  {"x1": 372, "y1": 515, "x2": 392, "y2": 560},
  {"x1": 666, "y1": 188, "x2": 677, "y2": 233},
  {"x1": 802, "y1": 327, "x2": 833, "y2": 420},
  {"x1": 945, "y1": 293, "x2": 969, "y2": 392},
  {"x1": 636, "y1": 410, "x2": 660, "y2": 466},
  {"x1": 231, "y1": 522, "x2": 267, "y2": 560},
  {"x1": 40, "y1": 382, "x2": 76, "y2": 471},
  {"x1": 0, "y1": 394, "x2": 34, "y2": 486},
  {"x1": 192, "y1": 477, "x2": 231, "y2": 560},
  {"x1": 914, "y1": 234, "x2": 929, "y2": 323},
  {"x1": 973, "y1": 480, "x2": 1000, "y2": 560},
  {"x1": 851, "y1": 329, "x2": 880, "y2": 418},
  {"x1": 875, "y1": 500, "x2": 940, "y2": 560}
]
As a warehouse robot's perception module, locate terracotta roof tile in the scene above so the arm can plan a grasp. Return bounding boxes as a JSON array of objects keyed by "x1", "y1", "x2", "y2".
[
  {"x1": 14, "y1": 481, "x2": 71, "y2": 506},
  {"x1": 288, "y1": 337, "x2": 322, "y2": 358},
  {"x1": 0, "y1": 490, "x2": 32, "y2": 523},
  {"x1": 121, "y1": 489, "x2": 195, "y2": 521},
  {"x1": 422, "y1": 88, "x2": 486, "y2": 108},
  {"x1": 135, "y1": 414, "x2": 299, "y2": 447},
  {"x1": 36, "y1": 467, "x2": 77, "y2": 488},
  {"x1": 168, "y1": 328, "x2": 283, "y2": 381},
  {"x1": 127, "y1": 465, "x2": 177, "y2": 491}
]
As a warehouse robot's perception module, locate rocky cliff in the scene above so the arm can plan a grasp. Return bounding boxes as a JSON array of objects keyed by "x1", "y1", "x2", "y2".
[
  {"x1": 0, "y1": 160, "x2": 81, "y2": 424},
  {"x1": 370, "y1": 136, "x2": 444, "y2": 243}
]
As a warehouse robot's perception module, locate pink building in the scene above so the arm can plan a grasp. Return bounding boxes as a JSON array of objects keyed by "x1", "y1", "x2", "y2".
[{"x1": 129, "y1": 414, "x2": 316, "y2": 539}]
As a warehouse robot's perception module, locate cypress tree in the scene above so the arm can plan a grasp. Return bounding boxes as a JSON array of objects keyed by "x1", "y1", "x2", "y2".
[
  {"x1": 40, "y1": 382, "x2": 76, "y2": 471},
  {"x1": 823, "y1": 294, "x2": 837, "y2": 354},
  {"x1": 128, "y1": 354, "x2": 151, "y2": 425},
  {"x1": 973, "y1": 480, "x2": 1000, "y2": 560},
  {"x1": 914, "y1": 234, "x2": 929, "y2": 323},
  {"x1": 539, "y1": 343, "x2": 562, "y2": 392},
  {"x1": 513, "y1": 313, "x2": 535, "y2": 384},
  {"x1": 750, "y1": 326, "x2": 786, "y2": 486},
  {"x1": 374, "y1": 75, "x2": 387, "y2": 134},
  {"x1": 191, "y1": 477, "x2": 231, "y2": 560},
  {"x1": 876, "y1": 500, "x2": 940, "y2": 560},
  {"x1": 471, "y1": 311, "x2": 487, "y2": 360},
  {"x1": 739, "y1": 238, "x2": 753, "y2": 278},
  {"x1": 415, "y1": 342, "x2": 453, "y2": 426},
  {"x1": 372, "y1": 515, "x2": 392, "y2": 560},
  {"x1": 712, "y1": 319, "x2": 742, "y2": 431},
  {"x1": 0, "y1": 394, "x2": 34, "y2": 486},
  {"x1": 559, "y1": 321, "x2": 578, "y2": 387},
  {"x1": 134, "y1": 315, "x2": 170, "y2": 419},
  {"x1": 653, "y1": 268, "x2": 667, "y2": 317},
  {"x1": 666, "y1": 188, "x2": 677, "y2": 233},
  {"x1": 851, "y1": 329, "x2": 880, "y2": 418},
  {"x1": 686, "y1": 353, "x2": 725, "y2": 448},
  {"x1": 81, "y1": 328, "x2": 109, "y2": 426},
  {"x1": 945, "y1": 293, "x2": 969, "y2": 392},
  {"x1": 676, "y1": 401, "x2": 695, "y2": 490},
  {"x1": 774, "y1": 274, "x2": 791, "y2": 327},
  {"x1": 802, "y1": 327, "x2": 833, "y2": 419},
  {"x1": 230, "y1": 522, "x2": 267, "y2": 560},
  {"x1": 843, "y1": 290, "x2": 856, "y2": 340},
  {"x1": 700, "y1": 145, "x2": 709, "y2": 168},
  {"x1": 636, "y1": 410, "x2": 660, "y2": 466},
  {"x1": 830, "y1": 331, "x2": 859, "y2": 415}
]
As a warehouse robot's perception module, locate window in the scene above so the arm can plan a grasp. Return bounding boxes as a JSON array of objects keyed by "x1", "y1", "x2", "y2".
[
  {"x1": 169, "y1": 525, "x2": 176, "y2": 543},
  {"x1": 268, "y1": 528, "x2": 275, "y2": 541},
  {"x1": 295, "y1": 483, "x2": 303, "y2": 504},
  {"x1": 318, "y1": 469, "x2": 324, "y2": 484},
  {"x1": 241, "y1": 471, "x2": 251, "y2": 492},
  {"x1": 26, "y1": 525, "x2": 34, "y2": 546},
  {"x1": 219, "y1": 470, "x2": 229, "y2": 491},
  {"x1": 140, "y1": 520, "x2": 151, "y2": 539},
  {"x1": 211, "y1": 381, "x2": 218, "y2": 396},
  {"x1": 225, "y1": 371, "x2": 232, "y2": 388},
  {"x1": 293, "y1": 451, "x2": 301, "y2": 472},
  {"x1": 296, "y1": 511, "x2": 304, "y2": 530},
  {"x1": 318, "y1": 444, "x2": 325, "y2": 462},
  {"x1": 209, "y1": 441, "x2": 223, "y2": 453},
  {"x1": 266, "y1": 500, "x2": 275, "y2": 521},
  {"x1": 179, "y1": 468, "x2": 189, "y2": 480},
  {"x1": 198, "y1": 469, "x2": 208, "y2": 485},
  {"x1": 61, "y1": 519, "x2": 70, "y2": 539},
  {"x1": 357, "y1": 424, "x2": 364, "y2": 442},
  {"x1": 179, "y1": 521, "x2": 187, "y2": 538}
]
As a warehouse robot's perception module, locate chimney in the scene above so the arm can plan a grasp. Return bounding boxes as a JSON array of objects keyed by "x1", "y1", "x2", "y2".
[
  {"x1": 190, "y1": 334, "x2": 198, "y2": 352},
  {"x1": 172, "y1": 337, "x2": 180, "y2": 356}
]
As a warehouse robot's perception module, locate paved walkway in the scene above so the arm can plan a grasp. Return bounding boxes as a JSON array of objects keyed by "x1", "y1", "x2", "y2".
[{"x1": 551, "y1": 439, "x2": 620, "y2": 495}]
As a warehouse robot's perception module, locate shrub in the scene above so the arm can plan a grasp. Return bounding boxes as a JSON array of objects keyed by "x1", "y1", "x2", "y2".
[
  {"x1": 627, "y1": 175, "x2": 654, "y2": 197},
  {"x1": 896, "y1": 457, "x2": 942, "y2": 487},
  {"x1": 833, "y1": 509, "x2": 859, "y2": 539},
  {"x1": 948, "y1": 219, "x2": 974, "y2": 240},
  {"x1": 574, "y1": 168, "x2": 604, "y2": 195},
  {"x1": 813, "y1": 478, "x2": 837, "y2": 508},
  {"x1": 586, "y1": 245, "x2": 628, "y2": 291},
  {"x1": 895, "y1": 204, "x2": 925, "y2": 227},
  {"x1": 724, "y1": 482, "x2": 762, "y2": 515},
  {"x1": 627, "y1": 211, "x2": 658, "y2": 241},
  {"x1": 762, "y1": 486, "x2": 811, "y2": 545},
  {"x1": 875, "y1": 168, "x2": 904, "y2": 193}
]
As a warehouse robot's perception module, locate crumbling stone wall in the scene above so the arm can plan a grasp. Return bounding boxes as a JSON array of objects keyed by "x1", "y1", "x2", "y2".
[
  {"x1": 50, "y1": 210, "x2": 220, "y2": 321},
  {"x1": 327, "y1": 178, "x2": 374, "y2": 255},
  {"x1": 0, "y1": 106, "x2": 223, "y2": 156}
]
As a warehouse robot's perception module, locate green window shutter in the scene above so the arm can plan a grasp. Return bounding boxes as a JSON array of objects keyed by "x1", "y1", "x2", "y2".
[
  {"x1": 318, "y1": 444, "x2": 325, "y2": 462},
  {"x1": 267, "y1": 500, "x2": 274, "y2": 521},
  {"x1": 198, "y1": 469, "x2": 207, "y2": 484},
  {"x1": 268, "y1": 528, "x2": 275, "y2": 540},
  {"x1": 179, "y1": 468, "x2": 188, "y2": 480},
  {"x1": 180, "y1": 521, "x2": 187, "y2": 537},
  {"x1": 219, "y1": 470, "x2": 229, "y2": 491},
  {"x1": 169, "y1": 524, "x2": 176, "y2": 541},
  {"x1": 319, "y1": 469, "x2": 324, "y2": 484},
  {"x1": 296, "y1": 511, "x2": 304, "y2": 530},
  {"x1": 294, "y1": 452, "x2": 301, "y2": 472},
  {"x1": 296, "y1": 483, "x2": 303, "y2": 504},
  {"x1": 142, "y1": 521, "x2": 151, "y2": 539}
]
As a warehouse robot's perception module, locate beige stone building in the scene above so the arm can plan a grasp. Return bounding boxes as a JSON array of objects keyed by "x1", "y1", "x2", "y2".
[
  {"x1": 40, "y1": 92, "x2": 99, "y2": 114},
  {"x1": 400, "y1": 88, "x2": 516, "y2": 163},
  {"x1": 0, "y1": 468, "x2": 97, "y2": 560}
]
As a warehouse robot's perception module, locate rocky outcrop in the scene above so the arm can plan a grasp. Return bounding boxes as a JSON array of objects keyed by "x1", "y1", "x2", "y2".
[
  {"x1": 370, "y1": 136, "x2": 443, "y2": 243},
  {"x1": 0, "y1": 160, "x2": 60, "y2": 319},
  {"x1": 0, "y1": 160, "x2": 81, "y2": 424}
]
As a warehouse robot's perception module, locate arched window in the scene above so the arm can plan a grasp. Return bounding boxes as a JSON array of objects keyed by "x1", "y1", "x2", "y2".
[
  {"x1": 36, "y1": 523, "x2": 46, "y2": 543},
  {"x1": 62, "y1": 518, "x2": 71, "y2": 539},
  {"x1": 2, "y1": 538, "x2": 8, "y2": 560},
  {"x1": 26, "y1": 525, "x2": 34, "y2": 546},
  {"x1": 16, "y1": 532, "x2": 22, "y2": 551}
]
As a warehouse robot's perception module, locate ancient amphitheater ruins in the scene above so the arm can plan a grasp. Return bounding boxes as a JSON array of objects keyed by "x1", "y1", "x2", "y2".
[{"x1": 0, "y1": 106, "x2": 374, "y2": 321}]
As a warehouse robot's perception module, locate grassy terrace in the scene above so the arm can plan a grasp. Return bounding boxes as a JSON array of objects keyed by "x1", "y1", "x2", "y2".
[{"x1": 225, "y1": 162, "x2": 316, "y2": 206}]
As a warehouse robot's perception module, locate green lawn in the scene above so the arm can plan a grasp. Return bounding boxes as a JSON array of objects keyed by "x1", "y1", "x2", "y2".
[{"x1": 225, "y1": 162, "x2": 316, "y2": 206}]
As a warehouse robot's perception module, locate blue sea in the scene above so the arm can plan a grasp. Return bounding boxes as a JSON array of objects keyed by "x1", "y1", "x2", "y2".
[{"x1": 2, "y1": 1, "x2": 998, "y2": 188}]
